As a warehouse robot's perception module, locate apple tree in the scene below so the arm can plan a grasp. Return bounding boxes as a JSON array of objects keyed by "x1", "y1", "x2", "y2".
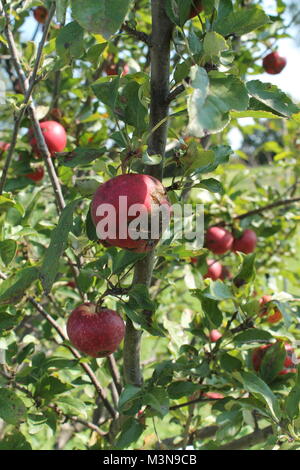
[{"x1": 1, "y1": 0, "x2": 300, "y2": 451}]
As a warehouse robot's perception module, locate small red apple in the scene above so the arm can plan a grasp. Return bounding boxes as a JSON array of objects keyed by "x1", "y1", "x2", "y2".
[
  {"x1": 259, "y1": 295, "x2": 282, "y2": 324},
  {"x1": 189, "y1": 0, "x2": 203, "y2": 19},
  {"x1": 205, "y1": 226, "x2": 234, "y2": 255},
  {"x1": 67, "y1": 303, "x2": 125, "y2": 357},
  {"x1": 203, "y1": 392, "x2": 224, "y2": 400},
  {"x1": 66, "y1": 281, "x2": 76, "y2": 288},
  {"x1": 203, "y1": 259, "x2": 223, "y2": 281},
  {"x1": 252, "y1": 343, "x2": 296, "y2": 375},
  {"x1": 105, "y1": 62, "x2": 129, "y2": 76},
  {"x1": 26, "y1": 166, "x2": 44, "y2": 182},
  {"x1": 262, "y1": 51, "x2": 286, "y2": 75},
  {"x1": 209, "y1": 329, "x2": 222, "y2": 342},
  {"x1": 232, "y1": 229, "x2": 257, "y2": 254},
  {"x1": 30, "y1": 121, "x2": 67, "y2": 156},
  {"x1": 91, "y1": 173, "x2": 171, "y2": 253},
  {"x1": 0, "y1": 142, "x2": 10, "y2": 154},
  {"x1": 33, "y1": 6, "x2": 48, "y2": 24}
]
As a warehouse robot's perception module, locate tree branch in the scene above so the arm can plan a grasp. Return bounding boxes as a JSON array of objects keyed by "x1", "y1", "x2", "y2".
[
  {"x1": 234, "y1": 197, "x2": 300, "y2": 221},
  {"x1": 122, "y1": 21, "x2": 151, "y2": 46},
  {"x1": 123, "y1": 0, "x2": 174, "y2": 387},
  {"x1": 0, "y1": 0, "x2": 65, "y2": 212},
  {"x1": 218, "y1": 425, "x2": 273, "y2": 450}
]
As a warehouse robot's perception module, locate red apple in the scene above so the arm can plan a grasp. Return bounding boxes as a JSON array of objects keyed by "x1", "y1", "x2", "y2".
[
  {"x1": 203, "y1": 259, "x2": 223, "y2": 281},
  {"x1": 66, "y1": 281, "x2": 76, "y2": 288},
  {"x1": 203, "y1": 392, "x2": 224, "y2": 400},
  {"x1": 205, "y1": 226, "x2": 234, "y2": 255},
  {"x1": 30, "y1": 121, "x2": 67, "y2": 156},
  {"x1": 209, "y1": 329, "x2": 222, "y2": 342},
  {"x1": 252, "y1": 343, "x2": 296, "y2": 375},
  {"x1": 33, "y1": 6, "x2": 48, "y2": 24},
  {"x1": 232, "y1": 229, "x2": 257, "y2": 254},
  {"x1": 91, "y1": 173, "x2": 171, "y2": 253},
  {"x1": 259, "y1": 295, "x2": 282, "y2": 324},
  {"x1": 67, "y1": 303, "x2": 125, "y2": 357},
  {"x1": 0, "y1": 142, "x2": 10, "y2": 154},
  {"x1": 26, "y1": 166, "x2": 44, "y2": 182},
  {"x1": 105, "y1": 62, "x2": 129, "y2": 76},
  {"x1": 189, "y1": 0, "x2": 203, "y2": 19},
  {"x1": 262, "y1": 51, "x2": 286, "y2": 75}
]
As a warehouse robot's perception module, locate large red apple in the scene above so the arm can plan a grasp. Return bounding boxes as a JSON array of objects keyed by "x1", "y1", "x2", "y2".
[
  {"x1": 262, "y1": 51, "x2": 286, "y2": 75},
  {"x1": 33, "y1": 6, "x2": 48, "y2": 24},
  {"x1": 189, "y1": 0, "x2": 203, "y2": 19},
  {"x1": 203, "y1": 259, "x2": 223, "y2": 281},
  {"x1": 91, "y1": 173, "x2": 171, "y2": 253},
  {"x1": 232, "y1": 229, "x2": 257, "y2": 254},
  {"x1": 252, "y1": 343, "x2": 296, "y2": 375},
  {"x1": 67, "y1": 303, "x2": 125, "y2": 357},
  {"x1": 30, "y1": 121, "x2": 67, "y2": 156},
  {"x1": 259, "y1": 295, "x2": 282, "y2": 324},
  {"x1": 205, "y1": 226, "x2": 234, "y2": 255}
]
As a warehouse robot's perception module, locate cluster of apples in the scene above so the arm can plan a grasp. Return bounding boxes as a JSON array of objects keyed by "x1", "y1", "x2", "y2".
[
  {"x1": 67, "y1": 173, "x2": 172, "y2": 357},
  {"x1": 205, "y1": 226, "x2": 257, "y2": 256}
]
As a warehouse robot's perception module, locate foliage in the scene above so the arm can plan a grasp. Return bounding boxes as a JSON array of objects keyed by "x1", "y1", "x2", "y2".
[{"x1": 0, "y1": 0, "x2": 300, "y2": 451}]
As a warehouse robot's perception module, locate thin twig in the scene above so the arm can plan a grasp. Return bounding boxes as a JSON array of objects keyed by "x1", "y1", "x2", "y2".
[{"x1": 122, "y1": 21, "x2": 151, "y2": 46}]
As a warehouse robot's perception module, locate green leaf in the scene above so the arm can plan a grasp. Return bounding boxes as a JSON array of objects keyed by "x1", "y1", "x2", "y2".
[
  {"x1": 0, "y1": 431, "x2": 31, "y2": 450},
  {"x1": 285, "y1": 369, "x2": 300, "y2": 420},
  {"x1": 92, "y1": 77, "x2": 120, "y2": 110},
  {"x1": 188, "y1": 69, "x2": 249, "y2": 137},
  {"x1": 234, "y1": 253, "x2": 256, "y2": 288},
  {"x1": 247, "y1": 80, "x2": 299, "y2": 118},
  {"x1": 71, "y1": 0, "x2": 131, "y2": 39},
  {"x1": 56, "y1": 0, "x2": 68, "y2": 24},
  {"x1": 116, "y1": 417, "x2": 145, "y2": 449},
  {"x1": 0, "y1": 266, "x2": 39, "y2": 305},
  {"x1": 260, "y1": 342, "x2": 287, "y2": 383},
  {"x1": 220, "y1": 352, "x2": 242, "y2": 372},
  {"x1": 198, "y1": 178, "x2": 224, "y2": 194},
  {"x1": 204, "y1": 281, "x2": 233, "y2": 301},
  {"x1": 56, "y1": 21, "x2": 85, "y2": 61},
  {"x1": 203, "y1": 32, "x2": 229, "y2": 58},
  {"x1": 40, "y1": 200, "x2": 81, "y2": 293},
  {"x1": 85, "y1": 204, "x2": 98, "y2": 242},
  {"x1": 118, "y1": 385, "x2": 142, "y2": 413},
  {"x1": 34, "y1": 376, "x2": 72, "y2": 401},
  {"x1": 129, "y1": 284, "x2": 156, "y2": 312},
  {"x1": 56, "y1": 396, "x2": 87, "y2": 419},
  {"x1": 215, "y1": 6, "x2": 270, "y2": 36},
  {"x1": 194, "y1": 144, "x2": 233, "y2": 175},
  {"x1": 164, "y1": 0, "x2": 195, "y2": 27},
  {"x1": 0, "y1": 239, "x2": 17, "y2": 266},
  {"x1": 143, "y1": 388, "x2": 169, "y2": 418},
  {"x1": 58, "y1": 147, "x2": 106, "y2": 168},
  {"x1": 239, "y1": 371, "x2": 281, "y2": 422},
  {"x1": 167, "y1": 381, "x2": 200, "y2": 399},
  {"x1": 112, "y1": 251, "x2": 146, "y2": 275},
  {"x1": 196, "y1": 293, "x2": 223, "y2": 327},
  {"x1": 233, "y1": 329, "x2": 273, "y2": 345},
  {"x1": 0, "y1": 389, "x2": 26, "y2": 424}
]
